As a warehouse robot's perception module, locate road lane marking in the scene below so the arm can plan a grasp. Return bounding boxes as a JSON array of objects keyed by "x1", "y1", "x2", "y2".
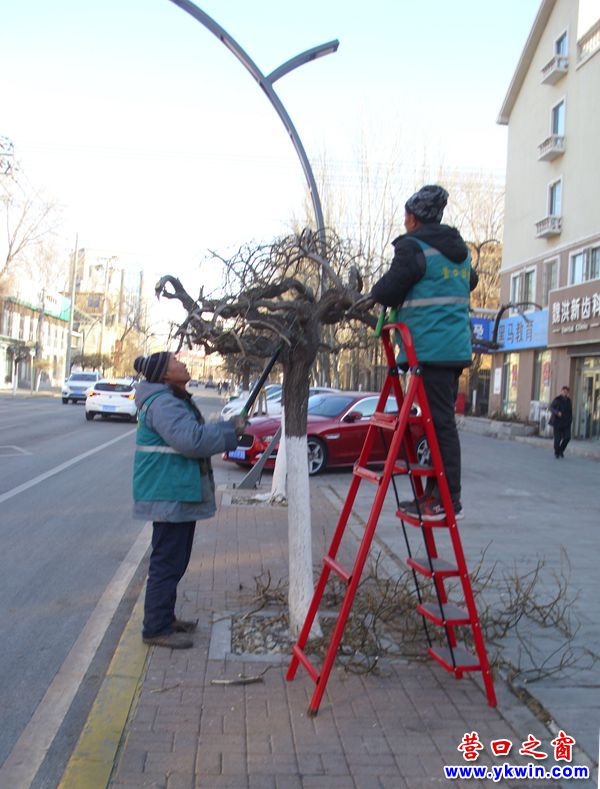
[
  {"x1": 0, "y1": 429, "x2": 136, "y2": 505},
  {"x1": 0, "y1": 521, "x2": 151, "y2": 788},
  {"x1": 0, "y1": 445, "x2": 31, "y2": 456}
]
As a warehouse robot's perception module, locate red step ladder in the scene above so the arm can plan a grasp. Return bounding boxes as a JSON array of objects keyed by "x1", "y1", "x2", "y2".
[{"x1": 286, "y1": 320, "x2": 497, "y2": 714}]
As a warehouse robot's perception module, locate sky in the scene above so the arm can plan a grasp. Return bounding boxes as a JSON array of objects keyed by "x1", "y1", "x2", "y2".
[{"x1": 1, "y1": 0, "x2": 540, "y2": 312}]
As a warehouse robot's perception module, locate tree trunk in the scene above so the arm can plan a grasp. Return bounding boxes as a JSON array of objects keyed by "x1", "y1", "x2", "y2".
[
  {"x1": 270, "y1": 407, "x2": 287, "y2": 501},
  {"x1": 282, "y1": 349, "x2": 320, "y2": 637}
]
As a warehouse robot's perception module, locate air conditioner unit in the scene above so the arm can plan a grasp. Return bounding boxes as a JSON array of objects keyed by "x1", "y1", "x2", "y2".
[{"x1": 539, "y1": 408, "x2": 554, "y2": 438}]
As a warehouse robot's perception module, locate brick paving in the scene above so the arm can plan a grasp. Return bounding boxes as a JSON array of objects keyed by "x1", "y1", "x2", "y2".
[{"x1": 109, "y1": 482, "x2": 589, "y2": 788}]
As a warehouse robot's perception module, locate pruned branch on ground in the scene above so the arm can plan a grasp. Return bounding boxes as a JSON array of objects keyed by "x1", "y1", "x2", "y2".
[{"x1": 231, "y1": 550, "x2": 597, "y2": 683}]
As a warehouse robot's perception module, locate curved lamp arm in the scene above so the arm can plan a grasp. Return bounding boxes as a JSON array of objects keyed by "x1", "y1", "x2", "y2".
[{"x1": 168, "y1": 0, "x2": 338, "y2": 242}]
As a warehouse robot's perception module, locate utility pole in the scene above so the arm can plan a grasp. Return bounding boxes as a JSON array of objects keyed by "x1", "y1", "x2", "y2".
[{"x1": 65, "y1": 233, "x2": 78, "y2": 376}]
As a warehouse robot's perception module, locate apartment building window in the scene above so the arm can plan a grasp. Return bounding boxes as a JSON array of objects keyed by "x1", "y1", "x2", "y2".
[
  {"x1": 1, "y1": 310, "x2": 9, "y2": 336},
  {"x1": 555, "y1": 31, "x2": 568, "y2": 56},
  {"x1": 511, "y1": 268, "x2": 536, "y2": 309},
  {"x1": 591, "y1": 247, "x2": 600, "y2": 280},
  {"x1": 570, "y1": 247, "x2": 600, "y2": 285},
  {"x1": 549, "y1": 179, "x2": 562, "y2": 215},
  {"x1": 543, "y1": 258, "x2": 559, "y2": 306},
  {"x1": 551, "y1": 100, "x2": 565, "y2": 135}
]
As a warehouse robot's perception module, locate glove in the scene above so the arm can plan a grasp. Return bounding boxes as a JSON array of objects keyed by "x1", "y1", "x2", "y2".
[{"x1": 231, "y1": 414, "x2": 249, "y2": 438}]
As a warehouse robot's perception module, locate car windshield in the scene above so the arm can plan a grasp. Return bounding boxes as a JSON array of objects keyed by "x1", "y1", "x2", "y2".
[
  {"x1": 95, "y1": 383, "x2": 133, "y2": 393},
  {"x1": 70, "y1": 373, "x2": 97, "y2": 382},
  {"x1": 307, "y1": 394, "x2": 357, "y2": 418}
]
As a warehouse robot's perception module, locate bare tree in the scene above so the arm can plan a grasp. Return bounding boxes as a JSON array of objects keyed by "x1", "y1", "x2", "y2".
[
  {"x1": 156, "y1": 229, "x2": 374, "y2": 634},
  {"x1": 0, "y1": 171, "x2": 61, "y2": 289}
]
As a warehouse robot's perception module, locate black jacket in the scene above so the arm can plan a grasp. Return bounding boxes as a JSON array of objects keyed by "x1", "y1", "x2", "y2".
[
  {"x1": 550, "y1": 394, "x2": 572, "y2": 428},
  {"x1": 371, "y1": 223, "x2": 478, "y2": 309}
]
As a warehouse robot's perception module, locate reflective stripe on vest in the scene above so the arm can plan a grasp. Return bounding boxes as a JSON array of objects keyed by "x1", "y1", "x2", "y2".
[
  {"x1": 135, "y1": 445, "x2": 181, "y2": 455},
  {"x1": 402, "y1": 296, "x2": 470, "y2": 308}
]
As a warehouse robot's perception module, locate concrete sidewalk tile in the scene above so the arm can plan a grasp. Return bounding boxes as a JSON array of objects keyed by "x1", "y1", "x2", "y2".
[
  {"x1": 302, "y1": 777, "x2": 356, "y2": 788},
  {"x1": 144, "y1": 750, "x2": 195, "y2": 775},
  {"x1": 273, "y1": 776, "x2": 302, "y2": 789},
  {"x1": 196, "y1": 777, "x2": 249, "y2": 788},
  {"x1": 195, "y1": 746, "x2": 222, "y2": 775},
  {"x1": 165, "y1": 772, "x2": 195, "y2": 789}
]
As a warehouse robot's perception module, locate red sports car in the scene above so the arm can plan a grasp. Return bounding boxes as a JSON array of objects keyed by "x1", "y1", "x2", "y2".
[{"x1": 223, "y1": 391, "x2": 429, "y2": 475}]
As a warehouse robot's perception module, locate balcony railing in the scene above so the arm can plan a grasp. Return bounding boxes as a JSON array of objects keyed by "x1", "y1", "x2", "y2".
[
  {"x1": 535, "y1": 215, "x2": 562, "y2": 238},
  {"x1": 537, "y1": 134, "x2": 565, "y2": 161},
  {"x1": 541, "y1": 54, "x2": 568, "y2": 84},
  {"x1": 578, "y1": 18, "x2": 600, "y2": 63}
]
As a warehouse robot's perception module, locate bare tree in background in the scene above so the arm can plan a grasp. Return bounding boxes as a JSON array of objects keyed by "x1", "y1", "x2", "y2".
[
  {"x1": 0, "y1": 171, "x2": 61, "y2": 290},
  {"x1": 156, "y1": 229, "x2": 375, "y2": 634},
  {"x1": 442, "y1": 171, "x2": 504, "y2": 411}
]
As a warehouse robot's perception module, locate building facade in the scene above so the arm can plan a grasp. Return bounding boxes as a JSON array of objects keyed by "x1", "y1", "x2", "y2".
[
  {"x1": 493, "y1": 0, "x2": 600, "y2": 439},
  {"x1": 0, "y1": 292, "x2": 70, "y2": 389}
]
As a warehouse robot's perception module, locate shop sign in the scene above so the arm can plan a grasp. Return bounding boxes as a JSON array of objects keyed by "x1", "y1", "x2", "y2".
[
  {"x1": 548, "y1": 282, "x2": 600, "y2": 347},
  {"x1": 495, "y1": 309, "x2": 548, "y2": 351},
  {"x1": 471, "y1": 317, "x2": 493, "y2": 343}
]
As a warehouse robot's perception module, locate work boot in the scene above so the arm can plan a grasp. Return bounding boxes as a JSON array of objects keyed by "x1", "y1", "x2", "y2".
[
  {"x1": 172, "y1": 618, "x2": 199, "y2": 633},
  {"x1": 143, "y1": 631, "x2": 193, "y2": 649}
]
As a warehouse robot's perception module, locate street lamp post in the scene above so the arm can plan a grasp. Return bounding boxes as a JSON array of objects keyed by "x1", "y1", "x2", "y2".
[{"x1": 167, "y1": 0, "x2": 338, "y2": 242}]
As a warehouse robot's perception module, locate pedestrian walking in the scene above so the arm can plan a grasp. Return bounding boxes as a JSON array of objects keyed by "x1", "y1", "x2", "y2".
[
  {"x1": 550, "y1": 385, "x2": 573, "y2": 459},
  {"x1": 371, "y1": 184, "x2": 478, "y2": 520},
  {"x1": 132, "y1": 351, "x2": 246, "y2": 648}
]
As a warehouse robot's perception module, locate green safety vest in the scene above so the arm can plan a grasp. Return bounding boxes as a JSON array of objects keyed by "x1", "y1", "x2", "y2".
[
  {"x1": 132, "y1": 391, "x2": 203, "y2": 503},
  {"x1": 396, "y1": 238, "x2": 472, "y2": 365}
]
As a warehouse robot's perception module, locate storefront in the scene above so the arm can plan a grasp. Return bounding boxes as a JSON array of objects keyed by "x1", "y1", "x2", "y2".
[
  {"x1": 548, "y1": 282, "x2": 600, "y2": 440},
  {"x1": 488, "y1": 309, "x2": 549, "y2": 419}
]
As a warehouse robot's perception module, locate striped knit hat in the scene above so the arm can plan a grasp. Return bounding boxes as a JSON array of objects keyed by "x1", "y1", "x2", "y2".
[{"x1": 133, "y1": 352, "x2": 171, "y2": 383}]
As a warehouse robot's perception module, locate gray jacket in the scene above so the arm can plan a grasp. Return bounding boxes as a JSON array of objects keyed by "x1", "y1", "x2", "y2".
[{"x1": 133, "y1": 382, "x2": 238, "y2": 522}]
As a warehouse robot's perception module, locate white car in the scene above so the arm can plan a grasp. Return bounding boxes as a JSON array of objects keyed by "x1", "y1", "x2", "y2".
[
  {"x1": 62, "y1": 371, "x2": 101, "y2": 403},
  {"x1": 85, "y1": 378, "x2": 137, "y2": 422},
  {"x1": 220, "y1": 384, "x2": 282, "y2": 419}
]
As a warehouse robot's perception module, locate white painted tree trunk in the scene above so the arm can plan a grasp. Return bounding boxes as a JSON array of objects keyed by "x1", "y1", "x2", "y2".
[
  {"x1": 287, "y1": 435, "x2": 321, "y2": 637},
  {"x1": 270, "y1": 407, "x2": 287, "y2": 502}
]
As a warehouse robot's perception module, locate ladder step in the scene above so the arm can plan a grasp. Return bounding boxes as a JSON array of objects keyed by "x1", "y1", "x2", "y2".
[
  {"x1": 429, "y1": 645, "x2": 481, "y2": 672},
  {"x1": 292, "y1": 645, "x2": 319, "y2": 683},
  {"x1": 369, "y1": 412, "x2": 397, "y2": 430},
  {"x1": 323, "y1": 555, "x2": 351, "y2": 583},
  {"x1": 396, "y1": 508, "x2": 449, "y2": 527},
  {"x1": 417, "y1": 602, "x2": 471, "y2": 626},
  {"x1": 392, "y1": 460, "x2": 436, "y2": 477},
  {"x1": 353, "y1": 464, "x2": 383, "y2": 484},
  {"x1": 407, "y1": 556, "x2": 459, "y2": 578}
]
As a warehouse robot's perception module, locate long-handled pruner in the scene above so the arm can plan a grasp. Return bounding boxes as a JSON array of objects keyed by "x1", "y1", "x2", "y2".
[
  {"x1": 238, "y1": 343, "x2": 283, "y2": 419},
  {"x1": 374, "y1": 307, "x2": 398, "y2": 337}
]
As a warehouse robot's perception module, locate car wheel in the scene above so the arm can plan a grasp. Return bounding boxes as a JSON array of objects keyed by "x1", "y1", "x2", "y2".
[
  {"x1": 62, "y1": 397, "x2": 68, "y2": 404},
  {"x1": 85, "y1": 412, "x2": 95, "y2": 421},
  {"x1": 307, "y1": 437, "x2": 327, "y2": 475},
  {"x1": 415, "y1": 436, "x2": 430, "y2": 466},
  {"x1": 130, "y1": 412, "x2": 138, "y2": 423}
]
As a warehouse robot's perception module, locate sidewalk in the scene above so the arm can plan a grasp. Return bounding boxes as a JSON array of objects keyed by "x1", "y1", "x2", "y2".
[{"x1": 106, "y1": 481, "x2": 594, "y2": 788}]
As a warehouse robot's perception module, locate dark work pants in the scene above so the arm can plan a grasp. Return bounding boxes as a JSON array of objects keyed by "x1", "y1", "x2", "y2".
[
  {"x1": 421, "y1": 366, "x2": 462, "y2": 502},
  {"x1": 143, "y1": 521, "x2": 196, "y2": 638},
  {"x1": 553, "y1": 425, "x2": 571, "y2": 457}
]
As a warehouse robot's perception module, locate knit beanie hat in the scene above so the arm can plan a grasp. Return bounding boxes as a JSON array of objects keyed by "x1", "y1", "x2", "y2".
[
  {"x1": 405, "y1": 184, "x2": 449, "y2": 224},
  {"x1": 133, "y1": 352, "x2": 171, "y2": 383}
]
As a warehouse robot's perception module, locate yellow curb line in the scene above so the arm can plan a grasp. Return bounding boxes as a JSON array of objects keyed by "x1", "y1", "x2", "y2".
[{"x1": 58, "y1": 594, "x2": 148, "y2": 789}]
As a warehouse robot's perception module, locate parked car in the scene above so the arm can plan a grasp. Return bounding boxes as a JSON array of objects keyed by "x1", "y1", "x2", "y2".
[
  {"x1": 85, "y1": 378, "x2": 137, "y2": 422},
  {"x1": 223, "y1": 391, "x2": 429, "y2": 475},
  {"x1": 220, "y1": 383, "x2": 283, "y2": 419},
  {"x1": 62, "y1": 371, "x2": 101, "y2": 403}
]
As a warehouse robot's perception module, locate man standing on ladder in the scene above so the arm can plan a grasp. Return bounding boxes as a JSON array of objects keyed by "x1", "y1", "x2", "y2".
[{"x1": 370, "y1": 184, "x2": 477, "y2": 520}]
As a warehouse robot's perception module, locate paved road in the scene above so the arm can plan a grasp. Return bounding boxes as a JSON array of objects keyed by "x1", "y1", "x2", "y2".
[{"x1": 0, "y1": 391, "x2": 225, "y2": 788}]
